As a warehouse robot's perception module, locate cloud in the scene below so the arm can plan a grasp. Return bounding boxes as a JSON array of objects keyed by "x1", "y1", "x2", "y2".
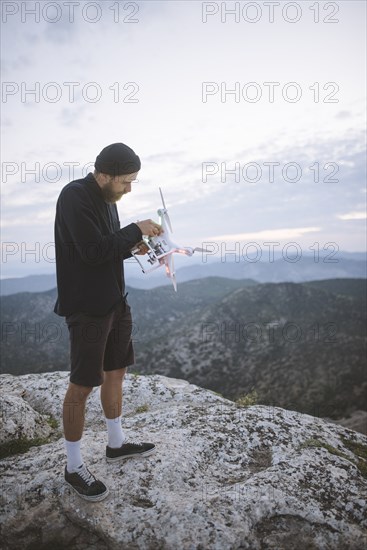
[
  {"x1": 0, "y1": 205, "x2": 55, "y2": 228},
  {"x1": 1, "y1": 118, "x2": 13, "y2": 127},
  {"x1": 144, "y1": 150, "x2": 187, "y2": 163},
  {"x1": 11, "y1": 54, "x2": 32, "y2": 71},
  {"x1": 207, "y1": 227, "x2": 322, "y2": 242},
  {"x1": 335, "y1": 111, "x2": 352, "y2": 119},
  {"x1": 1, "y1": 0, "x2": 365, "y2": 279},
  {"x1": 59, "y1": 105, "x2": 89, "y2": 126},
  {"x1": 337, "y1": 212, "x2": 367, "y2": 220}
]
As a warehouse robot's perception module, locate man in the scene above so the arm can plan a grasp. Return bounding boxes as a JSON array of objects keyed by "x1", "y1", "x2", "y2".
[{"x1": 54, "y1": 142, "x2": 162, "y2": 501}]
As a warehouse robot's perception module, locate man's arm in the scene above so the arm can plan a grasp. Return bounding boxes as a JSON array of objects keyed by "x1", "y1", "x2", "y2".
[{"x1": 58, "y1": 186, "x2": 143, "y2": 265}]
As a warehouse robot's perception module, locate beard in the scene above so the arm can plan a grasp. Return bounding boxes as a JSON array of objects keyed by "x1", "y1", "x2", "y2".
[{"x1": 101, "y1": 180, "x2": 126, "y2": 203}]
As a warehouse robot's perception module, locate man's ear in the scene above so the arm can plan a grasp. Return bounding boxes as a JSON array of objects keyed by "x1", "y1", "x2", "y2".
[{"x1": 101, "y1": 173, "x2": 111, "y2": 184}]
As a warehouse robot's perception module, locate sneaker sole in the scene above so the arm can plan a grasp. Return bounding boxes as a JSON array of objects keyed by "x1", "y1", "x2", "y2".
[
  {"x1": 106, "y1": 447, "x2": 156, "y2": 463},
  {"x1": 65, "y1": 481, "x2": 109, "y2": 502}
]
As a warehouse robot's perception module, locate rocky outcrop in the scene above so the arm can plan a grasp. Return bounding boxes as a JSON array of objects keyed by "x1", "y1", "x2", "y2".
[
  {"x1": 0, "y1": 393, "x2": 52, "y2": 444},
  {"x1": 0, "y1": 371, "x2": 366, "y2": 549}
]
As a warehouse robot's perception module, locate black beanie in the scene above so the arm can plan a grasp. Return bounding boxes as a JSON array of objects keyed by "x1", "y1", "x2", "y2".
[{"x1": 94, "y1": 143, "x2": 141, "y2": 176}]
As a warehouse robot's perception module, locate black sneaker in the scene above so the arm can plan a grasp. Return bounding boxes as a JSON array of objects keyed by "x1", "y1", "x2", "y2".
[
  {"x1": 64, "y1": 464, "x2": 109, "y2": 502},
  {"x1": 106, "y1": 439, "x2": 156, "y2": 463}
]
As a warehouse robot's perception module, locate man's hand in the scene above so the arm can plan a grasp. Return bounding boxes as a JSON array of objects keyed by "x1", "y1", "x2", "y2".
[
  {"x1": 135, "y1": 219, "x2": 163, "y2": 237},
  {"x1": 134, "y1": 241, "x2": 150, "y2": 255}
]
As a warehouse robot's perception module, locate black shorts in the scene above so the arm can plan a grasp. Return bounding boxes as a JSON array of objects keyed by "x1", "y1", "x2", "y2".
[{"x1": 65, "y1": 300, "x2": 135, "y2": 387}]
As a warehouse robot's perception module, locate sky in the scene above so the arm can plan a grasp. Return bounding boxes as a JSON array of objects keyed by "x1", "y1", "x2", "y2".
[{"x1": 1, "y1": 0, "x2": 366, "y2": 279}]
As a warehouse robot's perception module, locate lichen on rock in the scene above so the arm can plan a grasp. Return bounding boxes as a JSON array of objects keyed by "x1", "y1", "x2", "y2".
[{"x1": 0, "y1": 371, "x2": 366, "y2": 550}]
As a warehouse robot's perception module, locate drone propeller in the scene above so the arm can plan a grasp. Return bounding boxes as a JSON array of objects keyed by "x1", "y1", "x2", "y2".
[
  {"x1": 164, "y1": 254, "x2": 177, "y2": 292},
  {"x1": 179, "y1": 246, "x2": 210, "y2": 257},
  {"x1": 159, "y1": 187, "x2": 173, "y2": 233},
  {"x1": 170, "y1": 255, "x2": 177, "y2": 292}
]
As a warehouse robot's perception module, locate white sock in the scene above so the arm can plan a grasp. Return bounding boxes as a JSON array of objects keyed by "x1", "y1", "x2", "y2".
[
  {"x1": 106, "y1": 415, "x2": 125, "y2": 448},
  {"x1": 64, "y1": 439, "x2": 83, "y2": 472}
]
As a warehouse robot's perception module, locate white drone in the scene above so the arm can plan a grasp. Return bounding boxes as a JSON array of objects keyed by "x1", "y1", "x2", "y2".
[{"x1": 131, "y1": 188, "x2": 206, "y2": 291}]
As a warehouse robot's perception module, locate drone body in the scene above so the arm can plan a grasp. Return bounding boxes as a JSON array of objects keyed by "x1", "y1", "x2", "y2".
[{"x1": 130, "y1": 188, "x2": 205, "y2": 291}]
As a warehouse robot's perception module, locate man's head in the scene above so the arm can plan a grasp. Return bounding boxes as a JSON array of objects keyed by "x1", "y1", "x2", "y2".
[
  {"x1": 93, "y1": 171, "x2": 139, "y2": 203},
  {"x1": 93, "y1": 142, "x2": 140, "y2": 203}
]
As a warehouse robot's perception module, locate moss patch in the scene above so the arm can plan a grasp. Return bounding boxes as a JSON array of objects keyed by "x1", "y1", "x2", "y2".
[
  {"x1": 135, "y1": 404, "x2": 149, "y2": 414},
  {"x1": 0, "y1": 436, "x2": 52, "y2": 460},
  {"x1": 300, "y1": 438, "x2": 367, "y2": 479},
  {"x1": 46, "y1": 415, "x2": 59, "y2": 430},
  {"x1": 340, "y1": 436, "x2": 367, "y2": 479},
  {"x1": 341, "y1": 437, "x2": 367, "y2": 460},
  {"x1": 0, "y1": 413, "x2": 61, "y2": 460},
  {"x1": 235, "y1": 390, "x2": 258, "y2": 408},
  {"x1": 301, "y1": 438, "x2": 348, "y2": 459}
]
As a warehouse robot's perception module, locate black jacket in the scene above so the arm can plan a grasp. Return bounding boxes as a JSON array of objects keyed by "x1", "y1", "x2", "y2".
[{"x1": 53, "y1": 173, "x2": 142, "y2": 316}]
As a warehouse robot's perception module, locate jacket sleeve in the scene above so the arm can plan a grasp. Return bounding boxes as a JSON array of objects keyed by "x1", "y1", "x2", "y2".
[
  {"x1": 122, "y1": 250, "x2": 133, "y2": 260},
  {"x1": 58, "y1": 186, "x2": 143, "y2": 266}
]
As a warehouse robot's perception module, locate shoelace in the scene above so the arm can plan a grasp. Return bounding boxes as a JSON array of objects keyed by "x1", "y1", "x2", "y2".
[
  {"x1": 77, "y1": 465, "x2": 96, "y2": 486},
  {"x1": 123, "y1": 438, "x2": 143, "y2": 447}
]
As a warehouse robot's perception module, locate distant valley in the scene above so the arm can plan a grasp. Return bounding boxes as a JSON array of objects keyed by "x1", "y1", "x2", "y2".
[{"x1": 1, "y1": 277, "x2": 366, "y2": 430}]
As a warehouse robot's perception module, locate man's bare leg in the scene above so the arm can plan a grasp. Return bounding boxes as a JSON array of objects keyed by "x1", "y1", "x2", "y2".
[
  {"x1": 100, "y1": 367, "x2": 127, "y2": 419},
  {"x1": 63, "y1": 381, "x2": 109, "y2": 500},
  {"x1": 63, "y1": 382, "x2": 93, "y2": 441},
  {"x1": 101, "y1": 368, "x2": 127, "y2": 449},
  {"x1": 101, "y1": 368, "x2": 156, "y2": 460},
  {"x1": 63, "y1": 382, "x2": 93, "y2": 473}
]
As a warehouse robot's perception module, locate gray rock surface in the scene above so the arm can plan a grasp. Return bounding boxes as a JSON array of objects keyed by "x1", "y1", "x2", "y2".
[
  {"x1": 0, "y1": 371, "x2": 366, "y2": 549},
  {"x1": 0, "y1": 392, "x2": 52, "y2": 444}
]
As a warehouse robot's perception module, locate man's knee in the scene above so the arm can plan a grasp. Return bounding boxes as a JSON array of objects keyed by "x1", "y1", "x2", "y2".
[
  {"x1": 103, "y1": 367, "x2": 127, "y2": 383},
  {"x1": 64, "y1": 382, "x2": 94, "y2": 402}
]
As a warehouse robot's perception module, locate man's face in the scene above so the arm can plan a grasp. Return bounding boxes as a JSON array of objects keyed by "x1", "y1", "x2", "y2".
[{"x1": 100, "y1": 172, "x2": 139, "y2": 203}]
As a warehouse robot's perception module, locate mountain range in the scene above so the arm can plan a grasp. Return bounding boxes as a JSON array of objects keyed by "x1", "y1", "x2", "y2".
[
  {"x1": 1, "y1": 252, "x2": 366, "y2": 294},
  {"x1": 1, "y1": 277, "x2": 366, "y2": 427}
]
